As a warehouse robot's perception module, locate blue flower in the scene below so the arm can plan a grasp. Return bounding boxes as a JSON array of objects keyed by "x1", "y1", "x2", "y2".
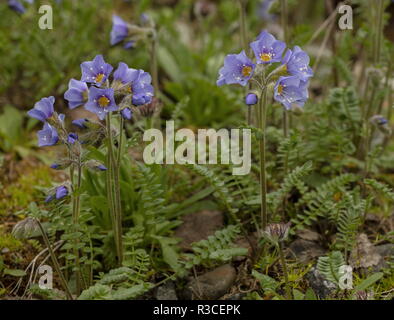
[
  {"x1": 114, "y1": 63, "x2": 154, "y2": 105},
  {"x1": 124, "y1": 41, "x2": 136, "y2": 49},
  {"x1": 45, "y1": 185, "x2": 68, "y2": 203},
  {"x1": 37, "y1": 122, "x2": 58, "y2": 147},
  {"x1": 250, "y1": 31, "x2": 286, "y2": 64},
  {"x1": 113, "y1": 62, "x2": 139, "y2": 87},
  {"x1": 121, "y1": 108, "x2": 133, "y2": 120},
  {"x1": 245, "y1": 93, "x2": 258, "y2": 106},
  {"x1": 67, "y1": 133, "x2": 78, "y2": 144},
  {"x1": 274, "y1": 76, "x2": 308, "y2": 110},
  {"x1": 282, "y1": 46, "x2": 313, "y2": 81},
  {"x1": 64, "y1": 79, "x2": 89, "y2": 109},
  {"x1": 80, "y1": 55, "x2": 113, "y2": 86},
  {"x1": 72, "y1": 118, "x2": 88, "y2": 129},
  {"x1": 27, "y1": 96, "x2": 55, "y2": 122},
  {"x1": 258, "y1": 0, "x2": 276, "y2": 21},
  {"x1": 111, "y1": 15, "x2": 129, "y2": 46},
  {"x1": 217, "y1": 51, "x2": 255, "y2": 87},
  {"x1": 8, "y1": 0, "x2": 26, "y2": 14},
  {"x1": 85, "y1": 87, "x2": 118, "y2": 120}
]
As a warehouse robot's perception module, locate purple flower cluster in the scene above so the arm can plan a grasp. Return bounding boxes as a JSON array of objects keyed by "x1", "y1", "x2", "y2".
[
  {"x1": 27, "y1": 54, "x2": 154, "y2": 203},
  {"x1": 63, "y1": 54, "x2": 153, "y2": 121},
  {"x1": 217, "y1": 31, "x2": 313, "y2": 110}
]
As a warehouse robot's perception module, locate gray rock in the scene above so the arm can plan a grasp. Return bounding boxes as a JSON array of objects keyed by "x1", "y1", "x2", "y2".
[
  {"x1": 375, "y1": 244, "x2": 394, "y2": 258},
  {"x1": 306, "y1": 266, "x2": 337, "y2": 299},
  {"x1": 287, "y1": 239, "x2": 326, "y2": 264},
  {"x1": 156, "y1": 281, "x2": 178, "y2": 300},
  {"x1": 187, "y1": 264, "x2": 236, "y2": 299},
  {"x1": 350, "y1": 234, "x2": 384, "y2": 271},
  {"x1": 175, "y1": 210, "x2": 224, "y2": 251}
]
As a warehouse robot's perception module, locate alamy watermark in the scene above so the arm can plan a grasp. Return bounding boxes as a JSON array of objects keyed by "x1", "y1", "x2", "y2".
[{"x1": 143, "y1": 121, "x2": 252, "y2": 175}]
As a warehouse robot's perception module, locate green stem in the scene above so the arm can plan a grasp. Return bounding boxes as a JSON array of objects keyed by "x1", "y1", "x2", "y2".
[
  {"x1": 238, "y1": 0, "x2": 248, "y2": 53},
  {"x1": 36, "y1": 219, "x2": 73, "y2": 300},
  {"x1": 278, "y1": 242, "x2": 291, "y2": 300},
  {"x1": 114, "y1": 116, "x2": 124, "y2": 264},
  {"x1": 150, "y1": 33, "x2": 159, "y2": 94},
  {"x1": 259, "y1": 86, "x2": 268, "y2": 230},
  {"x1": 106, "y1": 114, "x2": 121, "y2": 264},
  {"x1": 280, "y1": 0, "x2": 289, "y2": 44}
]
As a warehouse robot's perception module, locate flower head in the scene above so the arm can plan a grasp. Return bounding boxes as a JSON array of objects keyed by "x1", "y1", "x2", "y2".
[
  {"x1": 121, "y1": 107, "x2": 133, "y2": 120},
  {"x1": 217, "y1": 50, "x2": 255, "y2": 87},
  {"x1": 64, "y1": 79, "x2": 89, "y2": 109},
  {"x1": 282, "y1": 46, "x2": 313, "y2": 81},
  {"x1": 80, "y1": 55, "x2": 113, "y2": 86},
  {"x1": 274, "y1": 76, "x2": 308, "y2": 110},
  {"x1": 263, "y1": 222, "x2": 291, "y2": 244},
  {"x1": 111, "y1": 15, "x2": 129, "y2": 46},
  {"x1": 37, "y1": 122, "x2": 58, "y2": 147},
  {"x1": 8, "y1": 0, "x2": 26, "y2": 14},
  {"x1": 85, "y1": 87, "x2": 118, "y2": 120},
  {"x1": 113, "y1": 63, "x2": 154, "y2": 105},
  {"x1": 250, "y1": 31, "x2": 286, "y2": 64},
  {"x1": 27, "y1": 96, "x2": 55, "y2": 122},
  {"x1": 67, "y1": 133, "x2": 78, "y2": 144},
  {"x1": 245, "y1": 93, "x2": 258, "y2": 106},
  {"x1": 86, "y1": 160, "x2": 107, "y2": 172}
]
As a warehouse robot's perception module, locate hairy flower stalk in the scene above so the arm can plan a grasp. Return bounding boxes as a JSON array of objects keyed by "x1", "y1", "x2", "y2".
[
  {"x1": 28, "y1": 54, "x2": 153, "y2": 282},
  {"x1": 217, "y1": 31, "x2": 312, "y2": 235},
  {"x1": 259, "y1": 85, "x2": 268, "y2": 230},
  {"x1": 36, "y1": 219, "x2": 74, "y2": 300}
]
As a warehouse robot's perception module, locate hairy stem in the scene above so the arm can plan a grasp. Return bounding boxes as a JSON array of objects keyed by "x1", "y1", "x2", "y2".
[
  {"x1": 259, "y1": 86, "x2": 268, "y2": 230},
  {"x1": 278, "y1": 242, "x2": 291, "y2": 300},
  {"x1": 36, "y1": 219, "x2": 73, "y2": 300}
]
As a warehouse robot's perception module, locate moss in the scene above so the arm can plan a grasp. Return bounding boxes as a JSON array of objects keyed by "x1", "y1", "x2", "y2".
[
  {"x1": 0, "y1": 228, "x2": 23, "y2": 252},
  {"x1": 0, "y1": 165, "x2": 52, "y2": 214}
]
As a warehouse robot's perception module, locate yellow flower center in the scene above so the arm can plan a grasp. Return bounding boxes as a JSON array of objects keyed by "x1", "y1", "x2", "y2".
[
  {"x1": 95, "y1": 73, "x2": 105, "y2": 83},
  {"x1": 260, "y1": 53, "x2": 272, "y2": 62},
  {"x1": 278, "y1": 85, "x2": 284, "y2": 94},
  {"x1": 98, "y1": 96, "x2": 110, "y2": 108},
  {"x1": 127, "y1": 86, "x2": 133, "y2": 94},
  {"x1": 242, "y1": 65, "x2": 252, "y2": 77}
]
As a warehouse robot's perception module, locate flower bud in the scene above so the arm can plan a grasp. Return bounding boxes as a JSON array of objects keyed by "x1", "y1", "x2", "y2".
[
  {"x1": 245, "y1": 93, "x2": 258, "y2": 106},
  {"x1": 67, "y1": 133, "x2": 78, "y2": 144},
  {"x1": 138, "y1": 98, "x2": 161, "y2": 118},
  {"x1": 45, "y1": 185, "x2": 69, "y2": 203},
  {"x1": 12, "y1": 217, "x2": 39, "y2": 240},
  {"x1": 50, "y1": 159, "x2": 72, "y2": 170},
  {"x1": 85, "y1": 160, "x2": 107, "y2": 172},
  {"x1": 262, "y1": 222, "x2": 291, "y2": 244},
  {"x1": 370, "y1": 115, "x2": 392, "y2": 135},
  {"x1": 121, "y1": 107, "x2": 133, "y2": 120}
]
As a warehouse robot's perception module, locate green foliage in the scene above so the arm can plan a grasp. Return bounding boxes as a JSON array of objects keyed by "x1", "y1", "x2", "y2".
[
  {"x1": 317, "y1": 251, "x2": 345, "y2": 287},
  {"x1": 292, "y1": 173, "x2": 357, "y2": 231},
  {"x1": 181, "y1": 225, "x2": 246, "y2": 269}
]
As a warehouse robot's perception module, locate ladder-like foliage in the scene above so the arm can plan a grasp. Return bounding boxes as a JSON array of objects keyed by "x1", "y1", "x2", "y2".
[
  {"x1": 181, "y1": 225, "x2": 247, "y2": 269},
  {"x1": 292, "y1": 174, "x2": 357, "y2": 231},
  {"x1": 364, "y1": 178, "x2": 394, "y2": 202},
  {"x1": 317, "y1": 251, "x2": 346, "y2": 288}
]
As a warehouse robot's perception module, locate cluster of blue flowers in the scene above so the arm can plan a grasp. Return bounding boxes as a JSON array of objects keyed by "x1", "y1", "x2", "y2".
[
  {"x1": 110, "y1": 14, "x2": 154, "y2": 50},
  {"x1": 27, "y1": 55, "x2": 154, "y2": 202},
  {"x1": 217, "y1": 31, "x2": 313, "y2": 110}
]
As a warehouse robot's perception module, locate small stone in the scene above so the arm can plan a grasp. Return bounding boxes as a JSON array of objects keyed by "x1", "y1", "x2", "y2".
[
  {"x1": 306, "y1": 266, "x2": 337, "y2": 299},
  {"x1": 350, "y1": 234, "x2": 384, "y2": 271},
  {"x1": 296, "y1": 229, "x2": 320, "y2": 242},
  {"x1": 375, "y1": 243, "x2": 394, "y2": 258},
  {"x1": 287, "y1": 239, "x2": 326, "y2": 264},
  {"x1": 175, "y1": 210, "x2": 224, "y2": 251},
  {"x1": 155, "y1": 281, "x2": 178, "y2": 300},
  {"x1": 187, "y1": 264, "x2": 236, "y2": 299}
]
